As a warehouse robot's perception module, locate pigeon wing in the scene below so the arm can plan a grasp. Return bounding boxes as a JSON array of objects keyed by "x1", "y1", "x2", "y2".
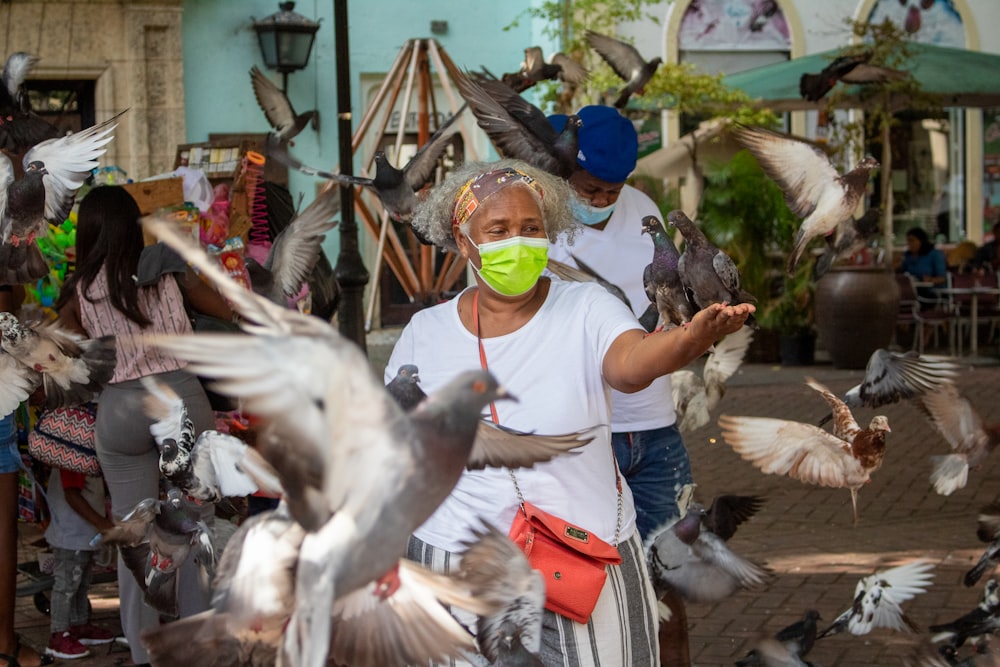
[
  {"x1": 201, "y1": 432, "x2": 258, "y2": 498},
  {"x1": 585, "y1": 30, "x2": 643, "y2": 82},
  {"x1": 250, "y1": 65, "x2": 296, "y2": 135},
  {"x1": 26, "y1": 112, "x2": 121, "y2": 223},
  {"x1": 140, "y1": 376, "x2": 191, "y2": 448},
  {"x1": 468, "y1": 421, "x2": 594, "y2": 469},
  {"x1": 702, "y1": 325, "x2": 753, "y2": 411},
  {"x1": 704, "y1": 494, "x2": 764, "y2": 541},
  {"x1": 550, "y1": 52, "x2": 588, "y2": 84},
  {"x1": 730, "y1": 124, "x2": 841, "y2": 220},
  {"x1": 401, "y1": 103, "x2": 467, "y2": 192},
  {"x1": 264, "y1": 184, "x2": 339, "y2": 298},
  {"x1": 918, "y1": 384, "x2": 984, "y2": 454},
  {"x1": 805, "y1": 377, "x2": 860, "y2": 442},
  {"x1": 0, "y1": 352, "x2": 39, "y2": 418},
  {"x1": 0, "y1": 155, "x2": 15, "y2": 239},
  {"x1": 856, "y1": 350, "x2": 957, "y2": 408}
]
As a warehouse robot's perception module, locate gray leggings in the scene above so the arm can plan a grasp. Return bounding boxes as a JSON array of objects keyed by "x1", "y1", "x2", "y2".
[{"x1": 95, "y1": 369, "x2": 214, "y2": 663}]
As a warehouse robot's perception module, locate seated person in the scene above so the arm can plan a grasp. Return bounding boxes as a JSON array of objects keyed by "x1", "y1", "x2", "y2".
[{"x1": 898, "y1": 226, "x2": 947, "y2": 302}]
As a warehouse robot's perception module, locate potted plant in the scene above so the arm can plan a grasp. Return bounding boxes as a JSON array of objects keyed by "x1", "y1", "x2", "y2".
[{"x1": 759, "y1": 259, "x2": 817, "y2": 366}]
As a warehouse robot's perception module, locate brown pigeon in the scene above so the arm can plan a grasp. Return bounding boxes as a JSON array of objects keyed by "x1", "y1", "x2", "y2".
[
  {"x1": 501, "y1": 46, "x2": 588, "y2": 93},
  {"x1": 585, "y1": 30, "x2": 662, "y2": 109},
  {"x1": 918, "y1": 384, "x2": 1000, "y2": 496},
  {"x1": 730, "y1": 123, "x2": 879, "y2": 275},
  {"x1": 799, "y1": 51, "x2": 906, "y2": 102}
]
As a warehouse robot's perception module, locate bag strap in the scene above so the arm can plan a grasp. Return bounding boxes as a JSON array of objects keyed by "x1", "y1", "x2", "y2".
[{"x1": 472, "y1": 288, "x2": 623, "y2": 546}]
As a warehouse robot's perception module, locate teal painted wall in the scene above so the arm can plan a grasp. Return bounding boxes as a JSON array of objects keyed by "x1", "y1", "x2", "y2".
[{"x1": 181, "y1": 0, "x2": 541, "y2": 260}]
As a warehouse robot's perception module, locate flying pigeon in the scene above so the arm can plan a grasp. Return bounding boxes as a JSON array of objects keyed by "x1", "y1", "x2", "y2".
[
  {"x1": 0, "y1": 111, "x2": 122, "y2": 284},
  {"x1": 730, "y1": 123, "x2": 879, "y2": 275},
  {"x1": 141, "y1": 376, "x2": 258, "y2": 503},
  {"x1": 243, "y1": 183, "x2": 339, "y2": 305},
  {"x1": 701, "y1": 493, "x2": 765, "y2": 542},
  {"x1": 672, "y1": 326, "x2": 754, "y2": 433},
  {"x1": 501, "y1": 46, "x2": 588, "y2": 94},
  {"x1": 814, "y1": 207, "x2": 882, "y2": 279},
  {"x1": 917, "y1": 384, "x2": 1000, "y2": 497},
  {"x1": 266, "y1": 104, "x2": 465, "y2": 232},
  {"x1": 140, "y1": 214, "x2": 592, "y2": 667},
  {"x1": 452, "y1": 70, "x2": 582, "y2": 179},
  {"x1": 817, "y1": 559, "x2": 935, "y2": 638},
  {"x1": 964, "y1": 505, "x2": 1000, "y2": 588},
  {"x1": 584, "y1": 30, "x2": 662, "y2": 109},
  {"x1": 669, "y1": 209, "x2": 758, "y2": 328},
  {"x1": 140, "y1": 504, "x2": 306, "y2": 667},
  {"x1": 930, "y1": 579, "x2": 1000, "y2": 650},
  {"x1": 817, "y1": 348, "x2": 958, "y2": 428},
  {"x1": 799, "y1": 52, "x2": 906, "y2": 102},
  {"x1": 735, "y1": 609, "x2": 822, "y2": 667},
  {"x1": 718, "y1": 377, "x2": 890, "y2": 525},
  {"x1": 249, "y1": 65, "x2": 318, "y2": 145},
  {"x1": 385, "y1": 363, "x2": 425, "y2": 411},
  {"x1": 642, "y1": 214, "x2": 695, "y2": 331},
  {"x1": 0, "y1": 312, "x2": 116, "y2": 409},
  {"x1": 0, "y1": 348, "x2": 40, "y2": 418},
  {"x1": 643, "y1": 502, "x2": 772, "y2": 606},
  {"x1": 0, "y1": 52, "x2": 60, "y2": 154}
]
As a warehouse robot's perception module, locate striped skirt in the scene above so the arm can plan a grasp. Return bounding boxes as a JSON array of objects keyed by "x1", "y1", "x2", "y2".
[{"x1": 406, "y1": 530, "x2": 660, "y2": 667}]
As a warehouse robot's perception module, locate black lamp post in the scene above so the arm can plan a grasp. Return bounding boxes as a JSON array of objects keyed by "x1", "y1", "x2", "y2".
[{"x1": 253, "y1": 1, "x2": 320, "y2": 93}]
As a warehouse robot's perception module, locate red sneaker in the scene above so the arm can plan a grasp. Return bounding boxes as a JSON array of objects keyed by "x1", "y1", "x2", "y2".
[
  {"x1": 69, "y1": 622, "x2": 116, "y2": 646},
  {"x1": 46, "y1": 631, "x2": 90, "y2": 660}
]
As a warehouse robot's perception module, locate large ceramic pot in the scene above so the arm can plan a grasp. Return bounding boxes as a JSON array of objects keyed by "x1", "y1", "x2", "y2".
[{"x1": 814, "y1": 266, "x2": 900, "y2": 369}]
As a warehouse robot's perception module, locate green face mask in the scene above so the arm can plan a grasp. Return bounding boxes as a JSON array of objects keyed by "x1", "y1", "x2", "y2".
[{"x1": 467, "y1": 234, "x2": 550, "y2": 296}]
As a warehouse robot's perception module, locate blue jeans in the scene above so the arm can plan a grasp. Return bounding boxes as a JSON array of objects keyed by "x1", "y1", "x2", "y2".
[
  {"x1": 612, "y1": 424, "x2": 692, "y2": 541},
  {"x1": 0, "y1": 413, "x2": 20, "y2": 474}
]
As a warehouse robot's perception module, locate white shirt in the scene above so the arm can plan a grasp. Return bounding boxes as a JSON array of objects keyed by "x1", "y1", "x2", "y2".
[
  {"x1": 385, "y1": 280, "x2": 639, "y2": 552},
  {"x1": 549, "y1": 184, "x2": 677, "y2": 431}
]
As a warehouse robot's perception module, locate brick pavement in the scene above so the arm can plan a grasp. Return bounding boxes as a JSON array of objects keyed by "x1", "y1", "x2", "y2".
[{"x1": 11, "y1": 350, "x2": 1000, "y2": 667}]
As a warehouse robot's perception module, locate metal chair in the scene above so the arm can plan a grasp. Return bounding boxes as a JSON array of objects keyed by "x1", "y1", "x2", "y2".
[{"x1": 897, "y1": 273, "x2": 956, "y2": 354}]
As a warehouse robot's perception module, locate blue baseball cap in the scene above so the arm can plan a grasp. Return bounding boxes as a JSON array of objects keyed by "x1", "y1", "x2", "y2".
[{"x1": 548, "y1": 105, "x2": 638, "y2": 183}]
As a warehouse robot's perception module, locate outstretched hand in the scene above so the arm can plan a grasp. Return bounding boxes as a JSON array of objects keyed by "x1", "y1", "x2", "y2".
[{"x1": 688, "y1": 303, "x2": 756, "y2": 345}]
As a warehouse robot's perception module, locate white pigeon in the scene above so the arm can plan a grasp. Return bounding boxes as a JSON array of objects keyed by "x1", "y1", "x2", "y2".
[
  {"x1": 0, "y1": 349, "x2": 39, "y2": 418},
  {"x1": 672, "y1": 326, "x2": 753, "y2": 433},
  {"x1": 817, "y1": 559, "x2": 935, "y2": 638}
]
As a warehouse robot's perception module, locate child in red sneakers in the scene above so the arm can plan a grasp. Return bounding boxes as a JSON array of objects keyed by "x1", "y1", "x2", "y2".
[{"x1": 43, "y1": 467, "x2": 116, "y2": 660}]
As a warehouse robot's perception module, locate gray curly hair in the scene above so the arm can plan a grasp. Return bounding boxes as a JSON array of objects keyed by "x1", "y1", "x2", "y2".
[{"x1": 411, "y1": 158, "x2": 579, "y2": 253}]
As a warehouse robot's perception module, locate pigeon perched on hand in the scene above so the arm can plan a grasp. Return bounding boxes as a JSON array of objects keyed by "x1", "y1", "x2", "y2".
[
  {"x1": 735, "y1": 609, "x2": 821, "y2": 667},
  {"x1": 818, "y1": 349, "x2": 958, "y2": 428},
  {"x1": 730, "y1": 123, "x2": 879, "y2": 275},
  {"x1": 644, "y1": 502, "x2": 772, "y2": 605},
  {"x1": 918, "y1": 384, "x2": 1000, "y2": 497},
  {"x1": 964, "y1": 505, "x2": 1000, "y2": 588},
  {"x1": 141, "y1": 376, "x2": 258, "y2": 503},
  {"x1": 141, "y1": 214, "x2": 593, "y2": 667},
  {"x1": 672, "y1": 326, "x2": 754, "y2": 433},
  {"x1": 250, "y1": 65, "x2": 317, "y2": 145},
  {"x1": 718, "y1": 377, "x2": 890, "y2": 525},
  {"x1": 669, "y1": 209, "x2": 758, "y2": 328},
  {"x1": 930, "y1": 579, "x2": 1000, "y2": 650},
  {"x1": 817, "y1": 559, "x2": 935, "y2": 638},
  {"x1": 0, "y1": 111, "x2": 121, "y2": 284},
  {"x1": 453, "y1": 70, "x2": 581, "y2": 180},
  {"x1": 0, "y1": 312, "x2": 116, "y2": 409},
  {"x1": 585, "y1": 30, "x2": 662, "y2": 109},
  {"x1": 0, "y1": 52, "x2": 60, "y2": 153},
  {"x1": 814, "y1": 207, "x2": 882, "y2": 279},
  {"x1": 642, "y1": 214, "x2": 695, "y2": 331},
  {"x1": 243, "y1": 183, "x2": 339, "y2": 305},
  {"x1": 267, "y1": 106, "x2": 464, "y2": 231},
  {"x1": 799, "y1": 51, "x2": 906, "y2": 102}
]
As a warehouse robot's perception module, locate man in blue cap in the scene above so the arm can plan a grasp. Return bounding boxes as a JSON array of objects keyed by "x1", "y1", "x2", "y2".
[{"x1": 548, "y1": 104, "x2": 691, "y2": 664}]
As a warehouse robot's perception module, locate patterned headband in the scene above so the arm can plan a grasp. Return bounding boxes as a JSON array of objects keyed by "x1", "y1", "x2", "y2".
[{"x1": 451, "y1": 167, "x2": 544, "y2": 228}]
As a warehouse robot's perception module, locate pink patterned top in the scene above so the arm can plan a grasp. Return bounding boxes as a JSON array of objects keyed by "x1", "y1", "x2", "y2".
[{"x1": 77, "y1": 269, "x2": 191, "y2": 383}]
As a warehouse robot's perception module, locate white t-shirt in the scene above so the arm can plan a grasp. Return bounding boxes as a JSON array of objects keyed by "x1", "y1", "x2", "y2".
[
  {"x1": 385, "y1": 280, "x2": 639, "y2": 552},
  {"x1": 549, "y1": 184, "x2": 676, "y2": 431}
]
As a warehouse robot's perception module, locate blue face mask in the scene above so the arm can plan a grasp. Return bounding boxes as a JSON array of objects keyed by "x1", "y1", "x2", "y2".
[{"x1": 570, "y1": 197, "x2": 617, "y2": 226}]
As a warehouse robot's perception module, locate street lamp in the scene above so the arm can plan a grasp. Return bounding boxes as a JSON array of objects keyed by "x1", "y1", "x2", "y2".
[{"x1": 253, "y1": 2, "x2": 320, "y2": 93}]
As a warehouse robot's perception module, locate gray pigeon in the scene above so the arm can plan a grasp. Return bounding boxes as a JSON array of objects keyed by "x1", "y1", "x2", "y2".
[
  {"x1": 643, "y1": 502, "x2": 771, "y2": 605},
  {"x1": 817, "y1": 559, "x2": 935, "y2": 638},
  {"x1": 730, "y1": 123, "x2": 879, "y2": 275},
  {"x1": 668, "y1": 209, "x2": 758, "y2": 329},
  {"x1": 385, "y1": 363, "x2": 426, "y2": 411},
  {"x1": 642, "y1": 214, "x2": 694, "y2": 331},
  {"x1": 140, "y1": 215, "x2": 593, "y2": 667},
  {"x1": 584, "y1": 30, "x2": 662, "y2": 109},
  {"x1": 930, "y1": 579, "x2": 1000, "y2": 650},
  {"x1": 0, "y1": 312, "x2": 116, "y2": 409},
  {"x1": 242, "y1": 183, "x2": 339, "y2": 305},
  {"x1": 249, "y1": 65, "x2": 317, "y2": 145},
  {"x1": 918, "y1": 385, "x2": 1000, "y2": 497},
  {"x1": 964, "y1": 505, "x2": 1000, "y2": 588},
  {"x1": 814, "y1": 207, "x2": 882, "y2": 279},
  {"x1": 735, "y1": 609, "x2": 822, "y2": 667},
  {"x1": 452, "y1": 70, "x2": 582, "y2": 179},
  {"x1": 799, "y1": 52, "x2": 906, "y2": 102},
  {"x1": 266, "y1": 105, "x2": 466, "y2": 233},
  {"x1": 0, "y1": 51, "x2": 60, "y2": 153},
  {"x1": 489, "y1": 620, "x2": 545, "y2": 667},
  {"x1": 0, "y1": 111, "x2": 121, "y2": 284},
  {"x1": 503, "y1": 46, "x2": 588, "y2": 93}
]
